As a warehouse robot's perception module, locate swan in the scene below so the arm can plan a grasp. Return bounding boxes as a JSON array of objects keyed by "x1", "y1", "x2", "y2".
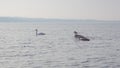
[
  {"x1": 35, "y1": 29, "x2": 45, "y2": 36},
  {"x1": 74, "y1": 31, "x2": 90, "y2": 41}
]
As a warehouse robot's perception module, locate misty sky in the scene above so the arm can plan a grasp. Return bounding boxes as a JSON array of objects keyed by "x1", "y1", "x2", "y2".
[{"x1": 0, "y1": 0, "x2": 120, "y2": 20}]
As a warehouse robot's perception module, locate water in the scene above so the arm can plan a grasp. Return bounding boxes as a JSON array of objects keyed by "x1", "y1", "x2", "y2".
[{"x1": 0, "y1": 22, "x2": 120, "y2": 68}]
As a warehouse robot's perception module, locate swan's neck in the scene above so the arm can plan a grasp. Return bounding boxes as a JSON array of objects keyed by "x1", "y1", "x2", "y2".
[
  {"x1": 74, "y1": 33, "x2": 78, "y2": 35},
  {"x1": 36, "y1": 29, "x2": 38, "y2": 36}
]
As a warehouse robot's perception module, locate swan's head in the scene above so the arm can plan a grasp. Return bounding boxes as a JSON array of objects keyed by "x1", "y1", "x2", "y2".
[
  {"x1": 74, "y1": 31, "x2": 78, "y2": 35},
  {"x1": 35, "y1": 29, "x2": 38, "y2": 31}
]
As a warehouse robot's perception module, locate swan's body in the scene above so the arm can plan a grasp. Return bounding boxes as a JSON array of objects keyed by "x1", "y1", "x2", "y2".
[
  {"x1": 35, "y1": 29, "x2": 45, "y2": 36},
  {"x1": 74, "y1": 31, "x2": 90, "y2": 41}
]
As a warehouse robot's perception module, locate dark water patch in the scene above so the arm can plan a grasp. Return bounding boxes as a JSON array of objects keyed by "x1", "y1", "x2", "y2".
[
  {"x1": 81, "y1": 60, "x2": 89, "y2": 63},
  {"x1": 20, "y1": 42, "x2": 31, "y2": 44},
  {"x1": 116, "y1": 65, "x2": 120, "y2": 67},
  {"x1": 116, "y1": 49, "x2": 120, "y2": 51},
  {"x1": 82, "y1": 65, "x2": 89, "y2": 68},
  {"x1": 33, "y1": 66, "x2": 42, "y2": 68},
  {"x1": 81, "y1": 57, "x2": 107, "y2": 65},
  {"x1": 102, "y1": 65, "x2": 110, "y2": 68},
  {"x1": 0, "y1": 53, "x2": 36, "y2": 58},
  {"x1": 71, "y1": 63, "x2": 80, "y2": 67},
  {"x1": 68, "y1": 57, "x2": 76, "y2": 60}
]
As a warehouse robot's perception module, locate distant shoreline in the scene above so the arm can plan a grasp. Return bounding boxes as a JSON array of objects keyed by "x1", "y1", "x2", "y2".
[{"x1": 0, "y1": 17, "x2": 119, "y2": 23}]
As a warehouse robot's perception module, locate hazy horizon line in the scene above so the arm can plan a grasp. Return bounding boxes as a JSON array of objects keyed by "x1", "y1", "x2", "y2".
[{"x1": 0, "y1": 16, "x2": 120, "y2": 22}]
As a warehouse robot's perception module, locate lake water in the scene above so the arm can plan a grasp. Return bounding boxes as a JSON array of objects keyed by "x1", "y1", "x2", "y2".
[{"x1": 0, "y1": 22, "x2": 120, "y2": 68}]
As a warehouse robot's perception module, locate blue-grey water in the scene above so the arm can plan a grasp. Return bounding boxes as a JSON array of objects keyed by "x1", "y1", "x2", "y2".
[{"x1": 0, "y1": 22, "x2": 120, "y2": 68}]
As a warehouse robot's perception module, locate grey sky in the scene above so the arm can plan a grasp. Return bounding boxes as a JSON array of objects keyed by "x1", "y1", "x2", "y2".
[{"x1": 0, "y1": 0, "x2": 120, "y2": 20}]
